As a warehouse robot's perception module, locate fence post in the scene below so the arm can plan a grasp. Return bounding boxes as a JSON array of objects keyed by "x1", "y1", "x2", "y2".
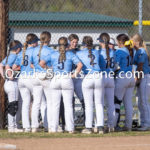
[
  {"x1": 139, "y1": 0, "x2": 143, "y2": 36},
  {"x1": 0, "y1": 0, "x2": 9, "y2": 128}
]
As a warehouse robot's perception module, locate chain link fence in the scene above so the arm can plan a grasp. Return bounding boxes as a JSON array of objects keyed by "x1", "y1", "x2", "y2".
[{"x1": 4, "y1": 0, "x2": 149, "y2": 127}]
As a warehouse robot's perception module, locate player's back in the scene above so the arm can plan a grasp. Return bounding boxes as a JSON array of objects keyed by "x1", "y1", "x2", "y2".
[
  {"x1": 1, "y1": 53, "x2": 17, "y2": 67},
  {"x1": 50, "y1": 50, "x2": 79, "y2": 74},
  {"x1": 115, "y1": 47, "x2": 133, "y2": 74},
  {"x1": 32, "y1": 45, "x2": 53, "y2": 72},
  {"x1": 100, "y1": 48, "x2": 115, "y2": 73},
  {"x1": 15, "y1": 47, "x2": 34, "y2": 75},
  {"x1": 134, "y1": 48, "x2": 150, "y2": 74},
  {"x1": 76, "y1": 48, "x2": 101, "y2": 74}
]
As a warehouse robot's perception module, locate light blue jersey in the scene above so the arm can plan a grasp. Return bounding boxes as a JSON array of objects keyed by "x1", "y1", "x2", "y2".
[
  {"x1": 134, "y1": 48, "x2": 150, "y2": 74},
  {"x1": 115, "y1": 47, "x2": 133, "y2": 74},
  {"x1": 41, "y1": 50, "x2": 80, "y2": 74},
  {"x1": 14, "y1": 47, "x2": 34, "y2": 75},
  {"x1": 100, "y1": 48, "x2": 115, "y2": 73},
  {"x1": 76, "y1": 48, "x2": 105, "y2": 74},
  {"x1": 31, "y1": 45, "x2": 54, "y2": 73},
  {"x1": 1, "y1": 53, "x2": 17, "y2": 67}
]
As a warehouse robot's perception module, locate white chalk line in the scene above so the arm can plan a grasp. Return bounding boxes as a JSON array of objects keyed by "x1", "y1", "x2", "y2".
[
  {"x1": 102, "y1": 144, "x2": 150, "y2": 147},
  {"x1": 0, "y1": 143, "x2": 16, "y2": 149}
]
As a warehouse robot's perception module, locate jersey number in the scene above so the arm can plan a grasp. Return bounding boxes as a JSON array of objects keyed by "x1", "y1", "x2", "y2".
[
  {"x1": 23, "y1": 55, "x2": 28, "y2": 66},
  {"x1": 58, "y1": 60, "x2": 64, "y2": 70},
  {"x1": 88, "y1": 54, "x2": 97, "y2": 66},
  {"x1": 106, "y1": 57, "x2": 114, "y2": 68}
]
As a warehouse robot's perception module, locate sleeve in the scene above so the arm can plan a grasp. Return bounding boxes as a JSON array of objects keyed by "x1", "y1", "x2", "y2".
[
  {"x1": 137, "y1": 51, "x2": 145, "y2": 64},
  {"x1": 99, "y1": 54, "x2": 106, "y2": 71},
  {"x1": 14, "y1": 54, "x2": 21, "y2": 66},
  {"x1": 7, "y1": 56, "x2": 16, "y2": 67},
  {"x1": 1, "y1": 57, "x2": 7, "y2": 66},
  {"x1": 72, "y1": 53, "x2": 81, "y2": 65}
]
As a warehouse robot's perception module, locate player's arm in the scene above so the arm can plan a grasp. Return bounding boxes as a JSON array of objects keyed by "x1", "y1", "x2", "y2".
[
  {"x1": 135, "y1": 62, "x2": 143, "y2": 86},
  {"x1": 5, "y1": 65, "x2": 14, "y2": 80},
  {"x1": 135, "y1": 52, "x2": 144, "y2": 86},
  {"x1": 39, "y1": 60, "x2": 46, "y2": 68},
  {"x1": 39, "y1": 54, "x2": 51, "y2": 69},
  {"x1": 12, "y1": 64, "x2": 20, "y2": 71},
  {"x1": 72, "y1": 62, "x2": 82, "y2": 78},
  {"x1": 31, "y1": 64, "x2": 34, "y2": 69},
  {"x1": 71, "y1": 54, "x2": 83, "y2": 78},
  {"x1": 0, "y1": 63, "x2": 5, "y2": 79}
]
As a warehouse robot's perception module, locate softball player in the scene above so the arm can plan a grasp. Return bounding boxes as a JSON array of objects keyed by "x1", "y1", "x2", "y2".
[
  {"x1": 114, "y1": 34, "x2": 135, "y2": 131},
  {"x1": 76, "y1": 36, "x2": 105, "y2": 134},
  {"x1": 68, "y1": 34, "x2": 85, "y2": 125},
  {"x1": 98, "y1": 33, "x2": 115, "y2": 132},
  {"x1": 31, "y1": 31, "x2": 53, "y2": 132},
  {"x1": 39, "y1": 37, "x2": 82, "y2": 133},
  {"x1": 132, "y1": 33, "x2": 150, "y2": 131},
  {"x1": 13, "y1": 33, "x2": 39, "y2": 132},
  {"x1": 68, "y1": 34, "x2": 84, "y2": 103},
  {"x1": 0, "y1": 40, "x2": 23, "y2": 133}
]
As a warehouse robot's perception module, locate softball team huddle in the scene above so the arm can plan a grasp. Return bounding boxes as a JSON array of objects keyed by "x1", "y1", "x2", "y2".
[{"x1": 0, "y1": 31, "x2": 150, "y2": 134}]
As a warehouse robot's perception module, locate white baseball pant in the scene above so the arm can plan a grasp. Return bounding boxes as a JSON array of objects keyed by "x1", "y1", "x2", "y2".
[
  {"x1": 50, "y1": 75, "x2": 74, "y2": 132},
  {"x1": 32, "y1": 76, "x2": 51, "y2": 129},
  {"x1": 137, "y1": 74, "x2": 150, "y2": 127},
  {"x1": 103, "y1": 75, "x2": 115, "y2": 128},
  {"x1": 82, "y1": 73, "x2": 104, "y2": 128},
  {"x1": 114, "y1": 73, "x2": 135, "y2": 129},
  {"x1": 4, "y1": 80, "x2": 19, "y2": 130},
  {"x1": 18, "y1": 76, "x2": 34, "y2": 129}
]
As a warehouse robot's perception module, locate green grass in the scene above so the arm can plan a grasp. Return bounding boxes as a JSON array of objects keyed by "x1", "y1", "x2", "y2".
[{"x1": 0, "y1": 129, "x2": 150, "y2": 139}]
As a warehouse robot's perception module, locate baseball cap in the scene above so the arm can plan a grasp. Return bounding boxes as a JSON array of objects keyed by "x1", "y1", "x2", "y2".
[{"x1": 109, "y1": 38, "x2": 116, "y2": 45}]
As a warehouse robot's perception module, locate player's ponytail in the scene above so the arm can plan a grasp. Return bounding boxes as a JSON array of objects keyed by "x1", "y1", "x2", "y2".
[
  {"x1": 132, "y1": 33, "x2": 150, "y2": 61},
  {"x1": 82, "y1": 36, "x2": 94, "y2": 66},
  {"x1": 117, "y1": 34, "x2": 133, "y2": 59},
  {"x1": 39, "y1": 31, "x2": 51, "y2": 62},
  {"x1": 99, "y1": 33, "x2": 110, "y2": 67},
  {"x1": 58, "y1": 37, "x2": 68, "y2": 63},
  {"x1": 22, "y1": 33, "x2": 39, "y2": 65}
]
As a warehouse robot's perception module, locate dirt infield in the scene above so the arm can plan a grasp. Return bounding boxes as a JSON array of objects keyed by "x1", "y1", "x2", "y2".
[{"x1": 0, "y1": 136, "x2": 150, "y2": 150}]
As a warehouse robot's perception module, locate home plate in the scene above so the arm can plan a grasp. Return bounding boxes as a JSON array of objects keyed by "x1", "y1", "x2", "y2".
[{"x1": 0, "y1": 143, "x2": 16, "y2": 149}]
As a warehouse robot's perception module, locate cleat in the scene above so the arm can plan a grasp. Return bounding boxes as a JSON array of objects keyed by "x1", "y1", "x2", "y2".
[
  {"x1": 8, "y1": 128, "x2": 15, "y2": 133},
  {"x1": 14, "y1": 128, "x2": 23, "y2": 133},
  {"x1": 137, "y1": 126, "x2": 150, "y2": 131},
  {"x1": 57, "y1": 125, "x2": 64, "y2": 133},
  {"x1": 122, "y1": 127, "x2": 132, "y2": 132},
  {"x1": 68, "y1": 131, "x2": 74, "y2": 134},
  {"x1": 24, "y1": 128, "x2": 31, "y2": 133},
  {"x1": 98, "y1": 126, "x2": 104, "y2": 134},
  {"x1": 108, "y1": 127, "x2": 115, "y2": 133},
  {"x1": 32, "y1": 128, "x2": 41, "y2": 133},
  {"x1": 93, "y1": 127, "x2": 98, "y2": 133},
  {"x1": 81, "y1": 128, "x2": 92, "y2": 134}
]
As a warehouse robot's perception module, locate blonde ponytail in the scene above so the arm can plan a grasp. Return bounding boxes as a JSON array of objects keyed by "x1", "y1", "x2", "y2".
[
  {"x1": 143, "y1": 42, "x2": 150, "y2": 61},
  {"x1": 59, "y1": 44, "x2": 66, "y2": 63},
  {"x1": 22, "y1": 42, "x2": 28, "y2": 65},
  {"x1": 38, "y1": 42, "x2": 44, "y2": 62},
  {"x1": 58, "y1": 37, "x2": 68, "y2": 63}
]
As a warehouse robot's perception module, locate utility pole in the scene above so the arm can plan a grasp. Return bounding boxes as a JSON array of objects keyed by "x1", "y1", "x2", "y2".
[
  {"x1": 139, "y1": 0, "x2": 143, "y2": 36},
  {"x1": 0, "y1": 0, "x2": 9, "y2": 128}
]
